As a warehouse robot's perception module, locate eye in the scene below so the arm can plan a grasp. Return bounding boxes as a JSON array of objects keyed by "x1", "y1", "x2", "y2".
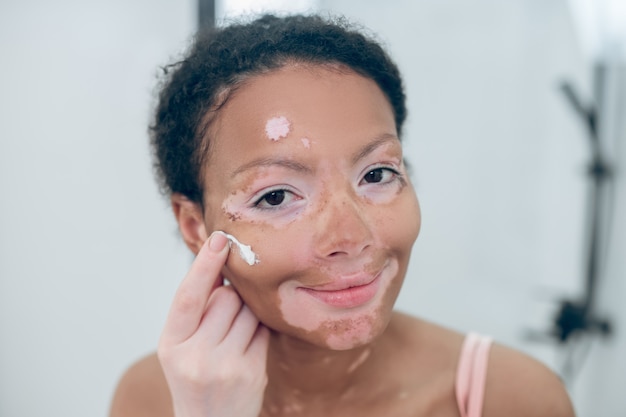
[
  {"x1": 361, "y1": 167, "x2": 400, "y2": 185},
  {"x1": 253, "y1": 188, "x2": 299, "y2": 210},
  {"x1": 363, "y1": 169, "x2": 384, "y2": 183},
  {"x1": 261, "y1": 190, "x2": 285, "y2": 206}
]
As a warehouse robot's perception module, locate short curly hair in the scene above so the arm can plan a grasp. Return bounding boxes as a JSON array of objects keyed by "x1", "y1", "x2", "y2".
[{"x1": 150, "y1": 14, "x2": 407, "y2": 204}]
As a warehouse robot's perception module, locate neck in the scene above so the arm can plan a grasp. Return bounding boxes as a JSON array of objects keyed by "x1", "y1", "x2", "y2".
[{"x1": 263, "y1": 329, "x2": 381, "y2": 412}]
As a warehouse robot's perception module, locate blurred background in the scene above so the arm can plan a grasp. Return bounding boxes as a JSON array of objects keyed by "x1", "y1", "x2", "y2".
[{"x1": 1, "y1": 0, "x2": 624, "y2": 416}]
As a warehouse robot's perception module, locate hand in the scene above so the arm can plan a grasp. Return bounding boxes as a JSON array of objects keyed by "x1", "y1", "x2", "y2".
[{"x1": 158, "y1": 232, "x2": 270, "y2": 417}]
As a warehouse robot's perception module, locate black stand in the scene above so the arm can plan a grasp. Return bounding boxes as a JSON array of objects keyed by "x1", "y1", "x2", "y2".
[
  {"x1": 551, "y1": 71, "x2": 613, "y2": 344},
  {"x1": 198, "y1": 0, "x2": 215, "y2": 31}
]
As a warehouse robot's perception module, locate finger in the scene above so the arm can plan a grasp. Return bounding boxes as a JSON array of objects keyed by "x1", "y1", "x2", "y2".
[
  {"x1": 246, "y1": 324, "x2": 270, "y2": 358},
  {"x1": 161, "y1": 232, "x2": 229, "y2": 345},
  {"x1": 195, "y1": 285, "x2": 243, "y2": 345},
  {"x1": 221, "y1": 305, "x2": 261, "y2": 353}
]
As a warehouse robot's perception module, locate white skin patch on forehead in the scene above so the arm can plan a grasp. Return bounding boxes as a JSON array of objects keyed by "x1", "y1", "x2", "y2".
[{"x1": 265, "y1": 116, "x2": 291, "y2": 141}]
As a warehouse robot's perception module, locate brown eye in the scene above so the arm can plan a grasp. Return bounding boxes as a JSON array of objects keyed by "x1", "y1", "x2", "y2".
[
  {"x1": 261, "y1": 190, "x2": 285, "y2": 206},
  {"x1": 360, "y1": 167, "x2": 401, "y2": 186},
  {"x1": 252, "y1": 187, "x2": 302, "y2": 211},
  {"x1": 363, "y1": 168, "x2": 384, "y2": 183}
]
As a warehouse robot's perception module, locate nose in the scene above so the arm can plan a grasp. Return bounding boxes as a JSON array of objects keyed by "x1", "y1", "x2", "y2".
[{"x1": 312, "y1": 190, "x2": 374, "y2": 259}]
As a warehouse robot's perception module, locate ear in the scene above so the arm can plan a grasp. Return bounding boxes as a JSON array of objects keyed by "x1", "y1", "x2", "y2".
[{"x1": 171, "y1": 193, "x2": 209, "y2": 255}]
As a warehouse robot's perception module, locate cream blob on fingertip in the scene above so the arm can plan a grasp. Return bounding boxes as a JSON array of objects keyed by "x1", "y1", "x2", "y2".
[{"x1": 214, "y1": 231, "x2": 259, "y2": 266}]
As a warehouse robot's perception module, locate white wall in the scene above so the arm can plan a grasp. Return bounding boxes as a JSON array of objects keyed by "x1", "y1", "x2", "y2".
[
  {"x1": 0, "y1": 1, "x2": 196, "y2": 416},
  {"x1": 1, "y1": 1, "x2": 623, "y2": 417}
]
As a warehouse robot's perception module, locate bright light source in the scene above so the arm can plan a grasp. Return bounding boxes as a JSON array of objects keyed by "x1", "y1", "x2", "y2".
[
  {"x1": 569, "y1": 0, "x2": 626, "y2": 62},
  {"x1": 217, "y1": 0, "x2": 317, "y2": 21}
]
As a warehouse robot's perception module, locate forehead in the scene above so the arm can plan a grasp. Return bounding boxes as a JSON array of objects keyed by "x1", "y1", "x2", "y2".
[{"x1": 206, "y1": 64, "x2": 397, "y2": 170}]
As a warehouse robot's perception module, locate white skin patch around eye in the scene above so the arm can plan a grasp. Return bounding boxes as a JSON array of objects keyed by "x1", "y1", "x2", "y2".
[
  {"x1": 215, "y1": 231, "x2": 259, "y2": 265},
  {"x1": 265, "y1": 116, "x2": 291, "y2": 141}
]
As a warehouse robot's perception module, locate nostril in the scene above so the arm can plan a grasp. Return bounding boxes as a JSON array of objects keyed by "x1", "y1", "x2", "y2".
[
  {"x1": 325, "y1": 241, "x2": 371, "y2": 258},
  {"x1": 314, "y1": 202, "x2": 375, "y2": 259}
]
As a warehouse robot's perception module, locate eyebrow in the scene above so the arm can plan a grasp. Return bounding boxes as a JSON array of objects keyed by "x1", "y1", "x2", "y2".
[
  {"x1": 230, "y1": 133, "x2": 400, "y2": 178},
  {"x1": 351, "y1": 133, "x2": 400, "y2": 165},
  {"x1": 231, "y1": 157, "x2": 313, "y2": 178}
]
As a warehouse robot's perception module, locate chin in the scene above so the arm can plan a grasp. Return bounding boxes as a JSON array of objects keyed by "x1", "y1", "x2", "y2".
[{"x1": 316, "y1": 308, "x2": 391, "y2": 350}]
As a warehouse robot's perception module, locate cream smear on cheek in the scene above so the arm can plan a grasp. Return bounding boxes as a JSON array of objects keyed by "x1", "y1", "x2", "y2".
[
  {"x1": 265, "y1": 116, "x2": 290, "y2": 141},
  {"x1": 214, "y1": 231, "x2": 259, "y2": 265}
]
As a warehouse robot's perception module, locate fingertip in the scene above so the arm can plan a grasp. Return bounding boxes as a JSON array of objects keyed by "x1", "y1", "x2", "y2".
[{"x1": 208, "y1": 231, "x2": 229, "y2": 252}]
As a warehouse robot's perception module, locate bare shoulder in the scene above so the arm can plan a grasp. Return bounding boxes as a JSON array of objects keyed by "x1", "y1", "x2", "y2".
[
  {"x1": 109, "y1": 352, "x2": 173, "y2": 417},
  {"x1": 388, "y1": 312, "x2": 465, "y2": 360},
  {"x1": 387, "y1": 314, "x2": 575, "y2": 416},
  {"x1": 484, "y1": 343, "x2": 576, "y2": 417}
]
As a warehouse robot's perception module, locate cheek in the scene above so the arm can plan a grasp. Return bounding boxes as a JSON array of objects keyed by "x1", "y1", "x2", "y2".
[
  {"x1": 222, "y1": 232, "x2": 299, "y2": 288},
  {"x1": 221, "y1": 192, "x2": 246, "y2": 223},
  {"x1": 220, "y1": 225, "x2": 311, "y2": 315},
  {"x1": 221, "y1": 258, "x2": 285, "y2": 334},
  {"x1": 379, "y1": 188, "x2": 421, "y2": 254}
]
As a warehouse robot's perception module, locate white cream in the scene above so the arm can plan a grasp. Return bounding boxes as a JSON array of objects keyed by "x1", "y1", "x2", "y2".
[{"x1": 215, "y1": 231, "x2": 259, "y2": 265}]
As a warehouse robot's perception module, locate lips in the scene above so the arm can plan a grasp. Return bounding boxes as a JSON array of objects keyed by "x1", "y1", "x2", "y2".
[{"x1": 297, "y1": 272, "x2": 382, "y2": 308}]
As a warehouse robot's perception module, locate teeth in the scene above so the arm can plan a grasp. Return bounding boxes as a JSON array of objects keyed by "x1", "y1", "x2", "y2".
[{"x1": 215, "y1": 231, "x2": 259, "y2": 266}]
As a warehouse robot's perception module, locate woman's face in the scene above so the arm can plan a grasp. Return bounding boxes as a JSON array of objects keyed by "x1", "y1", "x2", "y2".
[{"x1": 201, "y1": 65, "x2": 421, "y2": 350}]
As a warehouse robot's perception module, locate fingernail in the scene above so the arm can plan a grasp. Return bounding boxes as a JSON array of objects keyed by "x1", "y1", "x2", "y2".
[{"x1": 208, "y1": 231, "x2": 228, "y2": 252}]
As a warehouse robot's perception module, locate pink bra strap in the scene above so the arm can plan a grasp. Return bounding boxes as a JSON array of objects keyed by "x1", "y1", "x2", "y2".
[{"x1": 455, "y1": 333, "x2": 493, "y2": 417}]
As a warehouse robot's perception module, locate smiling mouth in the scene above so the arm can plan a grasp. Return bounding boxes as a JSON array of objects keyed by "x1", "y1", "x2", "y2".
[{"x1": 298, "y1": 274, "x2": 381, "y2": 309}]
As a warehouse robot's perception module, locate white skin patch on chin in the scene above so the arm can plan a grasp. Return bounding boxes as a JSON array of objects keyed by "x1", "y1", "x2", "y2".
[
  {"x1": 300, "y1": 137, "x2": 311, "y2": 149},
  {"x1": 278, "y1": 284, "x2": 382, "y2": 350},
  {"x1": 265, "y1": 116, "x2": 291, "y2": 141},
  {"x1": 323, "y1": 315, "x2": 377, "y2": 350}
]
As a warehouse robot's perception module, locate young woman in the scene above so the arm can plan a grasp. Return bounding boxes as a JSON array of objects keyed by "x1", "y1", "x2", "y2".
[{"x1": 110, "y1": 14, "x2": 575, "y2": 417}]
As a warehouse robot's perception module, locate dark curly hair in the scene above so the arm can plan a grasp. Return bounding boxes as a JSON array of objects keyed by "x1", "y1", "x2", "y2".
[{"x1": 150, "y1": 14, "x2": 407, "y2": 204}]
